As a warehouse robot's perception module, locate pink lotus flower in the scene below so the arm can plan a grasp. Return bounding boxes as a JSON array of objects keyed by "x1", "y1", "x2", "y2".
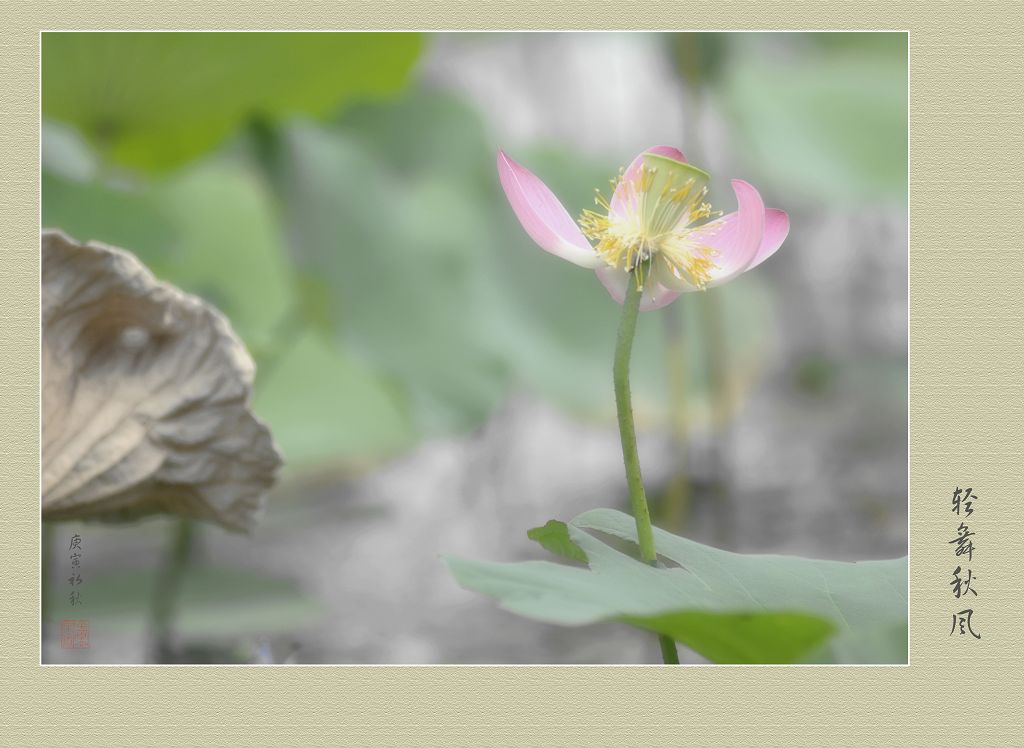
[{"x1": 497, "y1": 146, "x2": 789, "y2": 311}]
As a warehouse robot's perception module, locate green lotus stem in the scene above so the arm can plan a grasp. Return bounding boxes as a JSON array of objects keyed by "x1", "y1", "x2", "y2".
[
  {"x1": 614, "y1": 270, "x2": 680, "y2": 665},
  {"x1": 657, "y1": 627, "x2": 681, "y2": 665}
]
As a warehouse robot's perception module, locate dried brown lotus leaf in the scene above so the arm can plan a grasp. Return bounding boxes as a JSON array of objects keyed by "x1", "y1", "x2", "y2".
[{"x1": 42, "y1": 230, "x2": 282, "y2": 532}]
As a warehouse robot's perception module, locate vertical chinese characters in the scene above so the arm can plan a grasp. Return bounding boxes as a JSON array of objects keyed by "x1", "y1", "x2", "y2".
[
  {"x1": 950, "y1": 488, "x2": 980, "y2": 640},
  {"x1": 61, "y1": 531, "x2": 89, "y2": 649},
  {"x1": 68, "y1": 532, "x2": 83, "y2": 606}
]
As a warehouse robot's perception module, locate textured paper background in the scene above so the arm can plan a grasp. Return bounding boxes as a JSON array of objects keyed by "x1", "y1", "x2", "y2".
[{"x1": 3, "y1": 6, "x2": 1022, "y2": 745}]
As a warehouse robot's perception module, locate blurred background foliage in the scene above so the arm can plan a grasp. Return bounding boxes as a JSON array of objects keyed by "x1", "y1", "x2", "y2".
[{"x1": 42, "y1": 32, "x2": 908, "y2": 662}]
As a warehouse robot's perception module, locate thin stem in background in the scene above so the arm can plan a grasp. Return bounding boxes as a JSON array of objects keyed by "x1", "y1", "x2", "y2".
[
  {"x1": 613, "y1": 273, "x2": 680, "y2": 665},
  {"x1": 658, "y1": 33, "x2": 715, "y2": 535},
  {"x1": 149, "y1": 517, "x2": 195, "y2": 662},
  {"x1": 660, "y1": 302, "x2": 690, "y2": 532},
  {"x1": 672, "y1": 32, "x2": 737, "y2": 544},
  {"x1": 697, "y1": 290, "x2": 735, "y2": 548}
]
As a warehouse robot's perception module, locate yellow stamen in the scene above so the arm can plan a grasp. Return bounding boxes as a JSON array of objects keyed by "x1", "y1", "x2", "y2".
[
  {"x1": 658, "y1": 239, "x2": 720, "y2": 289},
  {"x1": 578, "y1": 161, "x2": 721, "y2": 290}
]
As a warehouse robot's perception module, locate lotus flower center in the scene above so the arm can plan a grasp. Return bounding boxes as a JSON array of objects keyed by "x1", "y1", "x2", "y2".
[{"x1": 578, "y1": 163, "x2": 720, "y2": 290}]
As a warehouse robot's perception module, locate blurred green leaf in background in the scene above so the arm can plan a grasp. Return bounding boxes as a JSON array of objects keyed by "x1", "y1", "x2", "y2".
[
  {"x1": 718, "y1": 32, "x2": 908, "y2": 202},
  {"x1": 42, "y1": 32, "x2": 427, "y2": 472},
  {"x1": 43, "y1": 32, "x2": 424, "y2": 171}
]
